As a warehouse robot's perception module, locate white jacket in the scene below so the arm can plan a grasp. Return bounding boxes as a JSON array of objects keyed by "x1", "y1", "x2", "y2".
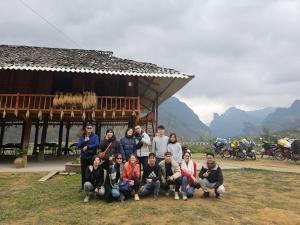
[{"x1": 136, "y1": 131, "x2": 151, "y2": 157}]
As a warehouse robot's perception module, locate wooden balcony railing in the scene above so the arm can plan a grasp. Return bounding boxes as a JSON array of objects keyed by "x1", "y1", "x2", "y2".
[{"x1": 0, "y1": 93, "x2": 140, "y2": 115}]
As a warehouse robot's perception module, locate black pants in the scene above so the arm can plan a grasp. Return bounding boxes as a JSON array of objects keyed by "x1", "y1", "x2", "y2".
[
  {"x1": 161, "y1": 178, "x2": 182, "y2": 192},
  {"x1": 129, "y1": 179, "x2": 140, "y2": 193},
  {"x1": 80, "y1": 157, "x2": 93, "y2": 188}
]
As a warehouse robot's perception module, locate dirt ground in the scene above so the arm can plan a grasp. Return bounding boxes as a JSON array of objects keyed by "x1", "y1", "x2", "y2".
[{"x1": 1, "y1": 169, "x2": 300, "y2": 225}]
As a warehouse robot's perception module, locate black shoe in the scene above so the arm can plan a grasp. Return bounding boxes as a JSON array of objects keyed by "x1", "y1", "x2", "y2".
[{"x1": 202, "y1": 191, "x2": 209, "y2": 198}]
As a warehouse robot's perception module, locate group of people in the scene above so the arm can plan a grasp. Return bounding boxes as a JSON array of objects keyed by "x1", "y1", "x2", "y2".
[{"x1": 78, "y1": 123, "x2": 225, "y2": 203}]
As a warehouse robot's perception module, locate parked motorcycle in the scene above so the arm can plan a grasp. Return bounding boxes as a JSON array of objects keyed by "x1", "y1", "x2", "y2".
[
  {"x1": 212, "y1": 138, "x2": 227, "y2": 156},
  {"x1": 222, "y1": 139, "x2": 247, "y2": 160},
  {"x1": 260, "y1": 138, "x2": 277, "y2": 159},
  {"x1": 240, "y1": 138, "x2": 256, "y2": 160},
  {"x1": 274, "y1": 138, "x2": 293, "y2": 161}
]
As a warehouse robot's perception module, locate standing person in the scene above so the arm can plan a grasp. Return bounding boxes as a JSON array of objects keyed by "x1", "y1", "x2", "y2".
[
  {"x1": 134, "y1": 125, "x2": 151, "y2": 172},
  {"x1": 180, "y1": 151, "x2": 197, "y2": 200},
  {"x1": 159, "y1": 152, "x2": 182, "y2": 200},
  {"x1": 123, "y1": 154, "x2": 141, "y2": 201},
  {"x1": 120, "y1": 128, "x2": 136, "y2": 161},
  {"x1": 78, "y1": 123, "x2": 99, "y2": 191},
  {"x1": 199, "y1": 153, "x2": 225, "y2": 199},
  {"x1": 167, "y1": 133, "x2": 182, "y2": 164},
  {"x1": 83, "y1": 156, "x2": 106, "y2": 203},
  {"x1": 99, "y1": 128, "x2": 120, "y2": 161},
  {"x1": 140, "y1": 153, "x2": 161, "y2": 199},
  {"x1": 152, "y1": 125, "x2": 169, "y2": 164}
]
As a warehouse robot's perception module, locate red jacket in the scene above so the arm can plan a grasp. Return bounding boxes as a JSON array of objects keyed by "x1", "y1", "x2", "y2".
[{"x1": 123, "y1": 161, "x2": 140, "y2": 181}]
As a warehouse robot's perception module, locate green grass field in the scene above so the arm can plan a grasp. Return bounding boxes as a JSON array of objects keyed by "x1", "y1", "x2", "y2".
[{"x1": 1, "y1": 169, "x2": 300, "y2": 225}]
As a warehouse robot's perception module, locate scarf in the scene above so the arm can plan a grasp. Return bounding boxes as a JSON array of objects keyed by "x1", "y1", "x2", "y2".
[{"x1": 181, "y1": 159, "x2": 194, "y2": 175}]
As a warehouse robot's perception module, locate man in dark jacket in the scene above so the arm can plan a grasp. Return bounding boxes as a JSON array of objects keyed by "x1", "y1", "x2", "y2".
[
  {"x1": 83, "y1": 156, "x2": 106, "y2": 203},
  {"x1": 140, "y1": 153, "x2": 161, "y2": 199},
  {"x1": 78, "y1": 123, "x2": 100, "y2": 191},
  {"x1": 199, "y1": 153, "x2": 225, "y2": 199}
]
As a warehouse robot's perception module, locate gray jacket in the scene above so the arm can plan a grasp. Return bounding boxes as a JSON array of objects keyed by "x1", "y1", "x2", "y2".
[
  {"x1": 152, "y1": 135, "x2": 169, "y2": 158},
  {"x1": 136, "y1": 131, "x2": 151, "y2": 157}
]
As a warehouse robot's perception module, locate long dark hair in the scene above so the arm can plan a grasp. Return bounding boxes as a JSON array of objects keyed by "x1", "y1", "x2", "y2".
[
  {"x1": 125, "y1": 128, "x2": 134, "y2": 138},
  {"x1": 168, "y1": 133, "x2": 177, "y2": 144},
  {"x1": 105, "y1": 128, "x2": 116, "y2": 141}
]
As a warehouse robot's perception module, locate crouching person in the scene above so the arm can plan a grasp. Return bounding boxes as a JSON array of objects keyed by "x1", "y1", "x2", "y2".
[
  {"x1": 199, "y1": 153, "x2": 225, "y2": 199},
  {"x1": 83, "y1": 156, "x2": 106, "y2": 203},
  {"x1": 123, "y1": 154, "x2": 141, "y2": 201},
  {"x1": 180, "y1": 151, "x2": 198, "y2": 200},
  {"x1": 140, "y1": 153, "x2": 161, "y2": 199},
  {"x1": 159, "y1": 151, "x2": 182, "y2": 200}
]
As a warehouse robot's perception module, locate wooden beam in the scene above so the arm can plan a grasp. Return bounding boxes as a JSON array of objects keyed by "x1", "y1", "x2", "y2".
[
  {"x1": 20, "y1": 119, "x2": 32, "y2": 168},
  {"x1": 32, "y1": 123, "x2": 40, "y2": 157},
  {"x1": 39, "y1": 171, "x2": 59, "y2": 182},
  {"x1": 57, "y1": 121, "x2": 64, "y2": 157},
  {"x1": 0, "y1": 121, "x2": 5, "y2": 147},
  {"x1": 64, "y1": 122, "x2": 70, "y2": 148},
  {"x1": 38, "y1": 117, "x2": 48, "y2": 161}
]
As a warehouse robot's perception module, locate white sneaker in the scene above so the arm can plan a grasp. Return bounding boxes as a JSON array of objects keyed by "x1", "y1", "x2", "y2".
[
  {"x1": 174, "y1": 192, "x2": 179, "y2": 200},
  {"x1": 134, "y1": 194, "x2": 140, "y2": 201},
  {"x1": 84, "y1": 195, "x2": 90, "y2": 203},
  {"x1": 182, "y1": 193, "x2": 187, "y2": 201}
]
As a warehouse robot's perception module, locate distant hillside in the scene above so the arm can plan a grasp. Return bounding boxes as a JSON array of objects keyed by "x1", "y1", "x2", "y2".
[
  {"x1": 210, "y1": 107, "x2": 275, "y2": 137},
  {"x1": 158, "y1": 97, "x2": 209, "y2": 140},
  {"x1": 262, "y1": 100, "x2": 300, "y2": 133}
]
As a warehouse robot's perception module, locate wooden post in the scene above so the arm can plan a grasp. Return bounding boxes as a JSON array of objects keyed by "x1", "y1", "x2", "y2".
[
  {"x1": 65, "y1": 122, "x2": 70, "y2": 148},
  {"x1": 57, "y1": 121, "x2": 64, "y2": 157},
  {"x1": 95, "y1": 121, "x2": 99, "y2": 137},
  {"x1": 20, "y1": 119, "x2": 32, "y2": 167},
  {"x1": 32, "y1": 123, "x2": 40, "y2": 157},
  {"x1": 0, "y1": 121, "x2": 5, "y2": 147},
  {"x1": 38, "y1": 117, "x2": 48, "y2": 161}
]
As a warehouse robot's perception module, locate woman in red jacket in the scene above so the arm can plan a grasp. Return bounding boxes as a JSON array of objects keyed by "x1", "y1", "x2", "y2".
[
  {"x1": 180, "y1": 151, "x2": 197, "y2": 200},
  {"x1": 123, "y1": 154, "x2": 141, "y2": 201}
]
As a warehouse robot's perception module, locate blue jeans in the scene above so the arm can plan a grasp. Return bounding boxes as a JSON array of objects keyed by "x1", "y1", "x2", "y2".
[
  {"x1": 138, "y1": 156, "x2": 148, "y2": 172},
  {"x1": 181, "y1": 176, "x2": 195, "y2": 198},
  {"x1": 141, "y1": 180, "x2": 160, "y2": 196}
]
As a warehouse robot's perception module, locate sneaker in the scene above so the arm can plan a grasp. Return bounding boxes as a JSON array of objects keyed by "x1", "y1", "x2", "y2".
[
  {"x1": 182, "y1": 193, "x2": 187, "y2": 201},
  {"x1": 174, "y1": 192, "x2": 179, "y2": 200},
  {"x1": 134, "y1": 194, "x2": 140, "y2": 201},
  {"x1": 202, "y1": 191, "x2": 209, "y2": 199},
  {"x1": 83, "y1": 195, "x2": 90, "y2": 203}
]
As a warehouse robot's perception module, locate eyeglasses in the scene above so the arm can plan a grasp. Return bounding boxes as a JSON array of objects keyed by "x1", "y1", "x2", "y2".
[{"x1": 116, "y1": 158, "x2": 122, "y2": 160}]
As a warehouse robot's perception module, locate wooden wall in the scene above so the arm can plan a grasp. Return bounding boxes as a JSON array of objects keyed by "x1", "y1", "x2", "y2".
[{"x1": 0, "y1": 70, "x2": 138, "y2": 96}]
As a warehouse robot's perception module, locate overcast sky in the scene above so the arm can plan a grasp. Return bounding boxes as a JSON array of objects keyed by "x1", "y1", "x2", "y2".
[{"x1": 1, "y1": 0, "x2": 300, "y2": 125}]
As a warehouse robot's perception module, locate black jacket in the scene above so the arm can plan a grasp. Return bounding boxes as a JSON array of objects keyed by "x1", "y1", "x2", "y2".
[
  {"x1": 99, "y1": 138, "x2": 120, "y2": 160},
  {"x1": 85, "y1": 166, "x2": 106, "y2": 188},
  {"x1": 142, "y1": 163, "x2": 161, "y2": 184},
  {"x1": 199, "y1": 163, "x2": 224, "y2": 188}
]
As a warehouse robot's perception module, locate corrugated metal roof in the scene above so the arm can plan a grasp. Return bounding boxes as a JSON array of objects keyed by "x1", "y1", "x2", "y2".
[{"x1": 0, "y1": 45, "x2": 193, "y2": 79}]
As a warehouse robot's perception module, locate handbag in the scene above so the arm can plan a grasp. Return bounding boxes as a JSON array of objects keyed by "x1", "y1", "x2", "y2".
[
  {"x1": 99, "y1": 142, "x2": 112, "y2": 159},
  {"x1": 118, "y1": 181, "x2": 129, "y2": 191}
]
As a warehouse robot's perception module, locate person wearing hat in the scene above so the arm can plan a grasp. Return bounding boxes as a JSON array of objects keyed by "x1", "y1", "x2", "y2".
[
  {"x1": 78, "y1": 123, "x2": 100, "y2": 191},
  {"x1": 180, "y1": 151, "x2": 198, "y2": 200},
  {"x1": 99, "y1": 128, "x2": 120, "y2": 161},
  {"x1": 152, "y1": 125, "x2": 169, "y2": 164},
  {"x1": 159, "y1": 151, "x2": 182, "y2": 200},
  {"x1": 83, "y1": 156, "x2": 106, "y2": 203}
]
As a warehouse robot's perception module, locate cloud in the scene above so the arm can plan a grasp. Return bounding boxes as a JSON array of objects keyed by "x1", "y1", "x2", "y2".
[{"x1": 1, "y1": 0, "x2": 300, "y2": 124}]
